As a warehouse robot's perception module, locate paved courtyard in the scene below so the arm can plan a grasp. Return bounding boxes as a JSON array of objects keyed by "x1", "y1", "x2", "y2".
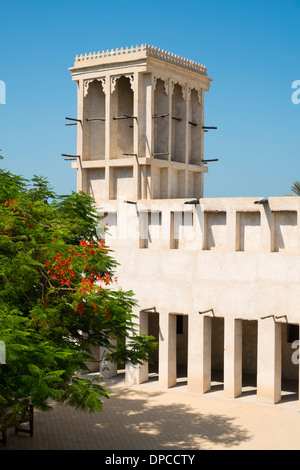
[{"x1": 2, "y1": 372, "x2": 300, "y2": 451}]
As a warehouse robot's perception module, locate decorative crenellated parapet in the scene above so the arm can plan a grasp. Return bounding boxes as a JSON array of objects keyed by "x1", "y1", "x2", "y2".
[
  {"x1": 75, "y1": 44, "x2": 146, "y2": 64},
  {"x1": 73, "y1": 44, "x2": 207, "y2": 76},
  {"x1": 146, "y1": 45, "x2": 207, "y2": 75}
]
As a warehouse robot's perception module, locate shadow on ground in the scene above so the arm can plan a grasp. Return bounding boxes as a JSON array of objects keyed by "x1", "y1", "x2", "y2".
[{"x1": 2, "y1": 375, "x2": 251, "y2": 450}]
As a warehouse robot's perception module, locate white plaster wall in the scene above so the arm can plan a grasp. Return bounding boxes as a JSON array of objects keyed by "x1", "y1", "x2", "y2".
[
  {"x1": 114, "y1": 248, "x2": 300, "y2": 322},
  {"x1": 273, "y1": 211, "x2": 298, "y2": 253},
  {"x1": 87, "y1": 168, "x2": 105, "y2": 200},
  {"x1": 100, "y1": 197, "x2": 300, "y2": 325},
  {"x1": 237, "y1": 211, "x2": 262, "y2": 252}
]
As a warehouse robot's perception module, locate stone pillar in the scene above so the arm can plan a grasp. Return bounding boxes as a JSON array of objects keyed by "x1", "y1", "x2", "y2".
[
  {"x1": 168, "y1": 78, "x2": 172, "y2": 164},
  {"x1": 227, "y1": 207, "x2": 237, "y2": 252},
  {"x1": 77, "y1": 79, "x2": 84, "y2": 192},
  {"x1": 104, "y1": 73, "x2": 110, "y2": 160},
  {"x1": 166, "y1": 78, "x2": 172, "y2": 199},
  {"x1": 132, "y1": 72, "x2": 139, "y2": 202},
  {"x1": 159, "y1": 313, "x2": 177, "y2": 388},
  {"x1": 110, "y1": 76, "x2": 118, "y2": 163},
  {"x1": 257, "y1": 317, "x2": 281, "y2": 404},
  {"x1": 224, "y1": 318, "x2": 242, "y2": 398},
  {"x1": 199, "y1": 89, "x2": 204, "y2": 198},
  {"x1": 104, "y1": 74, "x2": 111, "y2": 200},
  {"x1": 185, "y1": 84, "x2": 190, "y2": 167},
  {"x1": 144, "y1": 73, "x2": 153, "y2": 159},
  {"x1": 195, "y1": 203, "x2": 204, "y2": 250},
  {"x1": 260, "y1": 203, "x2": 272, "y2": 253},
  {"x1": 188, "y1": 314, "x2": 211, "y2": 393},
  {"x1": 125, "y1": 310, "x2": 149, "y2": 384}
]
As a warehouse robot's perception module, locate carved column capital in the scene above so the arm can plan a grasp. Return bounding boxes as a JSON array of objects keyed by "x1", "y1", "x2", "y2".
[
  {"x1": 97, "y1": 77, "x2": 107, "y2": 94},
  {"x1": 83, "y1": 79, "x2": 93, "y2": 97},
  {"x1": 181, "y1": 83, "x2": 187, "y2": 101}
]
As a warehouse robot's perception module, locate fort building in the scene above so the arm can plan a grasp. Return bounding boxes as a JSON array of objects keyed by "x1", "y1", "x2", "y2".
[{"x1": 69, "y1": 44, "x2": 300, "y2": 405}]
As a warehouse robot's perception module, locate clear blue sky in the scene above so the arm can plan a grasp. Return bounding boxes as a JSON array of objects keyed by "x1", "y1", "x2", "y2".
[{"x1": 0, "y1": 0, "x2": 299, "y2": 198}]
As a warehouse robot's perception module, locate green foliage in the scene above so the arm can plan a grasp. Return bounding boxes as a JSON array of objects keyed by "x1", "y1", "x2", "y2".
[
  {"x1": 291, "y1": 180, "x2": 300, "y2": 196},
  {"x1": 0, "y1": 165, "x2": 157, "y2": 427}
]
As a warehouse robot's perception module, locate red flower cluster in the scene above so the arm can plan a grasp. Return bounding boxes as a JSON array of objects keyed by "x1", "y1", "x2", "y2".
[
  {"x1": 4, "y1": 199, "x2": 17, "y2": 207},
  {"x1": 76, "y1": 303, "x2": 85, "y2": 315},
  {"x1": 79, "y1": 271, "x2": 111, "y2": 295},
  {"x1": 76, "y1": 302, "x2": 107, "y2": 317},
  {"x1": 103, "y1": 308, "x2": 112, "y2": 320},
  {"x1": 79, "y1": 238, "x2": 107, "y2": 257},
  {"x1": 44, "y1": 240, "x2": 115, "y2": 297},
  {"x1": 45, "y1": 252, "x2": 76, "y2": 287}
]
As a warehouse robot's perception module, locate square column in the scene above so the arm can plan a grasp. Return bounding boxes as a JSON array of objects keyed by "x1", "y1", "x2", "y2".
[
  {"x1": 159, "y1": 313, "x2": 177, "y2": 388},
  {"x1": 257, "y1": 317, "x2": 281, "y2": 404},
  {"x1": 125, "y1": 310, "x2": 149, "y2": 384},
  {"x1": 227, "y1": 208, "x2": 237, "y2": 252},
  {"x1": 76, "y1": 79, "x2": 84, "y2": 192},
  {"x1": 132, "y1": 73, "x2": 139, "y2": 202},
  {"x1": 188, "y1": 314, "x2": 211, "y2": 393},
  {"x1": 224, "y1": 318, "x2": 242, "y2": 398}
]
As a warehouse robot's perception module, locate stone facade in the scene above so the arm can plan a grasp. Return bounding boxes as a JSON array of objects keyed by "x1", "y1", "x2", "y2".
[{"x1": 69, "y1": 45, "x2": 300, "y2": 405}]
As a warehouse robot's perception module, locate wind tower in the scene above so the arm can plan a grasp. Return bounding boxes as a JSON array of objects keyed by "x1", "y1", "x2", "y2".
[
  {"x1": 67, "y1": 45, "x2": 214, "y2": 382},
  {"x1": 68, "y1": 44, "x2": 213, "y2": 202}
]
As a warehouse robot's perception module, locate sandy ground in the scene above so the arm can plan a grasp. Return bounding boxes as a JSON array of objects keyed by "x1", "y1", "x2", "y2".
[{"x1": 2, "y1": 372, "x2": 300, "y2": 451}]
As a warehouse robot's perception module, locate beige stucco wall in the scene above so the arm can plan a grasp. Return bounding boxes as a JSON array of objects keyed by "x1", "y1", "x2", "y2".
[
  {"x1": 99, "y1": 195, "x2": 300, "y2": 403},
  {"x1": 100, "y1": 196, "x2": 300, "y2": 325}
]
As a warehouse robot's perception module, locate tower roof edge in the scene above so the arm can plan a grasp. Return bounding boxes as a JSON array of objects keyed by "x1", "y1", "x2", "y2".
[{"x1": 71, "y1": 44, "x2": 208, "y2": 76}]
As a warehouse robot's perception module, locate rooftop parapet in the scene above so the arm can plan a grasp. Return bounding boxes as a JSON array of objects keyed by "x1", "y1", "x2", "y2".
[{"x1": 72, "y1": 44, "x2": 207, "y2": 76}]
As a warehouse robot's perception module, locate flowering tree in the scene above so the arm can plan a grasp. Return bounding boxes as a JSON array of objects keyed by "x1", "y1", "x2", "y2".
[{"x1": 0, "y1": 166, "x2": 156, "y2": 429}]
